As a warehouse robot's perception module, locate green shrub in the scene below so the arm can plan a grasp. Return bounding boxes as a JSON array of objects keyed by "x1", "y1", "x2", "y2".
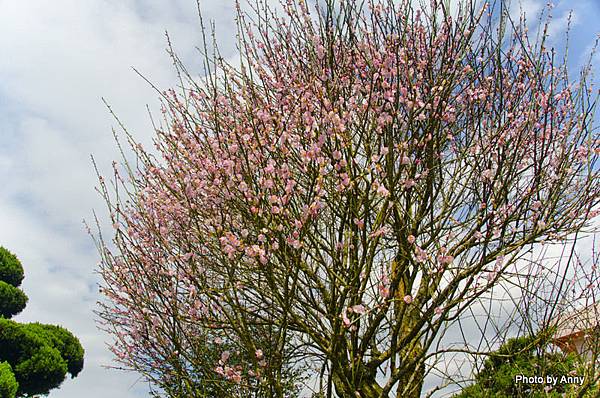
[
  {"x1": 0, "y1": 319, "x2": 31, "y2": 364},
  {"x1": 26, "y1": 323, "x2": 84, "y2": 377},
  {"x1": 0, "y1": 318, "x2": 84, "y2": 396},
  {"x1": 455, "y1": 335, "x2": 581, "y2": 398},
  {"x1": 0, "y1": 362, "x2": 17, "y2": 398},
  {"x1": 0, "y1": 248, "x2": 23, "y2": 288},
  {"x1": 14, "y1": 345, "x2": 67, "y2": 396},
  {"x1": 0, "y1": 246, "x2": 84, "y2": 396},
  {"x1": 0, "y1": 282, "x2": 27, "y2": 318}
]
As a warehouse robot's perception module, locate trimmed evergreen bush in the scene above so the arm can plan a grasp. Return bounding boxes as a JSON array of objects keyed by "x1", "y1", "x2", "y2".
[
  {"x1": 0, "y1": 246, "x2": 84, "y2": 396},
  {"x1": 0, "y1": 362, "x2": 17, "y2": 398}
]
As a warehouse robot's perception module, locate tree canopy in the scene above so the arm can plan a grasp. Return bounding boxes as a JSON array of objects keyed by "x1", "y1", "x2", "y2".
[
  {"x1": 0, "y1": 247, "x2": 27, "y2": 319},
  {"x1": 0, "y1": 247, "x2": 84, "y2": 397},
  {"x1": 95, "y1": 0, "x2": 599, "y2": 397}
]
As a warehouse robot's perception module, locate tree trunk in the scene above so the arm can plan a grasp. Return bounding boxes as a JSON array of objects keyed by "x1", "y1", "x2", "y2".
[
  {"x1": 332, "y1": 368, "x2": 383, "y2": 398},
  {"x1": 392, "y1": 260, "x2": 426, "y2": 398},
  {"x1": 395, "y1": 360, "x2": 425, "y2": 398}
]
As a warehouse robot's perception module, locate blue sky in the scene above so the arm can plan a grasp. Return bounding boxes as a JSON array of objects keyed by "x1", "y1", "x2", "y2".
[{"x1": 0, "y1": 1, "x2": 598, "y2": 397}]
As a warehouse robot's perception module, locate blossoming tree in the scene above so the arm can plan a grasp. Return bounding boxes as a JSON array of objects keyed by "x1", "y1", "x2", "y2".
[{"x1": 94, "y1": 0, "x2": 599, "y2": 396}]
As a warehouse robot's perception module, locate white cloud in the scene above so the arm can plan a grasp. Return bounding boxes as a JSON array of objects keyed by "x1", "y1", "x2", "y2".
[
  {"x1": 510, "y1": 0, "x2": 543, "y2": 22},
  {"x1": 547, "y1": 8, "x2": 578, "y2": 39}
]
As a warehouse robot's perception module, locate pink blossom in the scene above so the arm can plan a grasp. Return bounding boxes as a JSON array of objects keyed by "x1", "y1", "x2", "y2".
[
  {"x1": 415, "y1": 246, "x2": 427, "y2": 263},
  {"x1": 262, "y1": 178, "x2": 274, "y2": 189},
  {"x1": 340, "y1": 173, "x2": 350, "y2": 187},
  {"x1": 538, "y1": 220, "x2": 547, "y2": 229},
  {"x1": 369, "y1": 227, "x2": 388, "y2": 238},
  {"x1": 481, "y1": 169, "x2": 494, "y2": 181},
  {"x1": 341, "y1": 308, "x2": 351, "y2": 327},
  {"x1": 264, "y1": 162, "x2": 275, "y2": 175},
  {"x1": 230, "y1": 371, "x2": 242, "y2": 383},
  {"x1": 286, "y1": 237, "x2": 302, "y2": 249},
  {"x1": 378, "y1": 284, "x2": 390, "y2": 298},
  {"x1": 269, "y1": 195, "x2": 279, "y2": 204},
  {"x1": 576, "y1": 146, "x2": 589, "y2": 162},
  {"x1": 220, "y1": 350, "x2": 230, "y2": 363},
  {"x1": 255, "y1": 349, "x2": 264, "y2": 359},
  {"x1": 403, "y1": 179, "x2": 416, "y2": 189},
  {"x1": 403, "y1": 295, "x2": 413, "y2": 304},
  {"x1": 308, "y1": 200, "x2": 322, "y2": 217},
  {"x1": 376, "y1": 184, "x2": 390, "y2": 197},
  {"x1": 316, "y1": 44, "x2": 325, "y2": 59},
  {"x1": 407, "y1": 234, "x2": 416, "y2": 244},
  {"x1": 351, "y1": 304, "x2": 366, "y2": 314},
  {"x1": 495, "y1": 256, "x2": 504, "y2": 268},
  {"x1": 437, "y1": 254, "x2": 454, "y2": 265}
]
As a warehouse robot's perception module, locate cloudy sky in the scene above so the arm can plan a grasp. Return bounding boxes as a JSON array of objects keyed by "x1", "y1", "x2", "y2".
[{"x1": 0, "y1": 0, "x2": 598, "y2": 397}]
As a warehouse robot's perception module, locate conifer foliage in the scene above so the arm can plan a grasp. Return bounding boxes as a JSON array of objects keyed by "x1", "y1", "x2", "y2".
[{"x1": 0, "y1": 247, "x2": 84, "y2": 398}]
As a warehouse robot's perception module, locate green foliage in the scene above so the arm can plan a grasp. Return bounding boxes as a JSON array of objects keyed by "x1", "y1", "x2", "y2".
[
  {"x1": 0, "y1": 246, "x2": 27, "y2": 319},
  {"x1": 25, "y1": 323, "x2": 84, "y2": 377},
  {"x1": 0, "y1": 362, "x2": 17, "y2": 398},
  {"x1": 0, "y1": 318, "x2": 84, "y2": 396},
  {"x1": 0, "y1": 246, "x2": 85, "y2": 397},
  {"x1": 0, "y1": 282, "x2": 27, "y2": 318},
  {"x1": 14, "y1": 346, "x2": 67, "y2": 397},
  {"x1": 563, "y1": 374, "x2": 600, "y2": 398},
  {"x1": 455, "y1": 335, "x2": 585, "y2": 398},
  {"x1": 0, "y1": 316, "x2": 37, "y2": 365},
  {"x1": 0, "y1": 248, "x2": 23, "y2": 288}
]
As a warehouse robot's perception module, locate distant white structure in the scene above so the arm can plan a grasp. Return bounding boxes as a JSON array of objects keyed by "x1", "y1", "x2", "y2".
[{"x1": 552, "y1": 302, "x2": 600, "y2": 360}]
